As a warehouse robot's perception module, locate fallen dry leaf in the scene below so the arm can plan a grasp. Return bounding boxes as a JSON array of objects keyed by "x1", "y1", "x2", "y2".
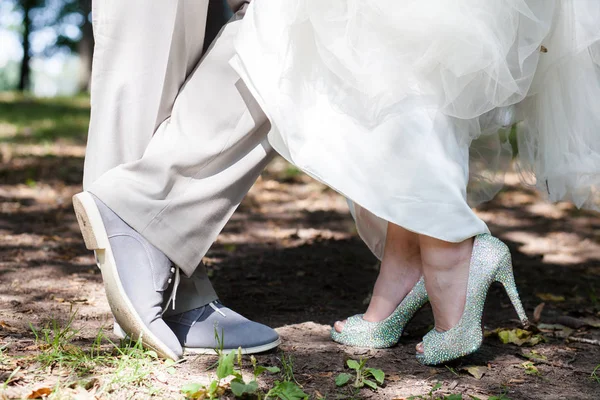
[
  {"x1": 462, "y1": 365, "x2": 487, "y2": 380},
  {"x1": 536, "y1": 293, "x2": 565, "y2": 302},
  {"x1": 0, "y1": 321, "x2": 19, "y2": 334},
  {"x1": 581, "y1": 317, "x2": 600, "y2": 328},
  {"x1": 27, "y1": 387, "x2": 52, "y2": 399},
  {"x1": 537, "y1": 323, "x2": 574, "y2": 338},
  {"x1": 533, "y1": 302, "x2": 545, "y2": 323}
]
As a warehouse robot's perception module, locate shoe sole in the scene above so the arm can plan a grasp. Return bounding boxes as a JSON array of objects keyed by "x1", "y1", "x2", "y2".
[
  {"x1": 73, "y1": 192, "x2": 181, "y2": 361},
  {"x1": 114, "y1": 323, "x2": 281, "y2": 355},
  {"x1": 183, "y1": 337, "x2": 282, "y2": 355}
]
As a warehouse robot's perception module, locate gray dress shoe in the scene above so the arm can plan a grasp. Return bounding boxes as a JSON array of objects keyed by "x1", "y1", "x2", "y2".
[
  {"x1": 72, "y1": 192, "x2": 183, "y2": 360},
  {"x1": 165, "y1": 301, "x2": 281, "y2": 354}
]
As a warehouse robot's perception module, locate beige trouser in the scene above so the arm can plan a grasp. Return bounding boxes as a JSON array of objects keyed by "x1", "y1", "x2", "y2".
[
  {"x1": 84, "y1": 0, "x2": 256, "y2": 314},
  {"x1": 88, "y1": 7, "x2": 273, "y2": 286}
]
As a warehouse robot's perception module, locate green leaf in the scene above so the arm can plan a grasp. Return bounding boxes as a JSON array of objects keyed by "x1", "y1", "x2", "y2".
[
  {"x1": 269, "y1": 381, "x2": 309, "y2": 400},
  {"x1": 166, "y1": 366, "x2": 176, "y2": 375},
  {"x1": 363, "y1": 379, "x2": 378, "y2": 390},
  {"x1": 445, "y1": 395, "x2": 463, "y2": 400},
  {"x1": 231, "y1": 379, "x2": 259, "y2": 396},
  {"x1": 521, "y1": 361, "x2": 540, "y2": 375},
  {"x1": 255, "y1": 365, "x2": 281, "y2": 377},
  {"x1": 216, "y1": 351, "x2": 236, "y2": 379},
  {"x1": 347, "y1": 359, "x2": 360, "y2": 370},
  {"x1": 335, "y1": 373, "x2": 352, "y2": 387},
  {"x1": 181, "y1": 382, "x2": 204, "y2": 395},
  {"x1": 496, "y1": 328, "x2": 545, "y2": 347},
  {"x1": 144, "y1": 350, "x2": 158, "y2": 359},
  {"x1": 208, "y1": 380, "x2": 219, "y2": 394},
  {"x1": 430, "y1": 382, "x2": 442, "y2": 393},
  {"x1": 365, "y1": 368, "x2": 385, "y2": 384},
  {"x1": 164, "y1": 359, "x2": 176, "y2": 367}
]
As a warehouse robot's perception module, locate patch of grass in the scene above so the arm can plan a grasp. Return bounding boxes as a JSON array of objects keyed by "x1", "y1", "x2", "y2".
[
  {"x1": 102, "y1": 337, "x2": 164, "y2": 395},
  {"x1": 26, "y1": 309, "x2": 171, "y2": 398},
  {"x1": 592, "y1": 364, "x2": 600, "y2": 384},
  {"x1": 0, "y1": 92, "x2": 90, "y2": 145},
  {"x1": 30, "y1": 309, "x2": 96, "y2": 375}
]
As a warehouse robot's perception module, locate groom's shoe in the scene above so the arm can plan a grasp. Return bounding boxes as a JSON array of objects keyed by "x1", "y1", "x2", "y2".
[
  {"x1": 72, "y1": 192, "x2": 183, "y2": 360},
  {"x1": 165, "y1": 301, "x2": 281, "y2": 354}
]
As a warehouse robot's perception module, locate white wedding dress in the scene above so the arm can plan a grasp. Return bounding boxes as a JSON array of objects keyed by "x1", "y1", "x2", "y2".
[{"x1": 230, "y1": 0, "x2": 600, "y2": 258}]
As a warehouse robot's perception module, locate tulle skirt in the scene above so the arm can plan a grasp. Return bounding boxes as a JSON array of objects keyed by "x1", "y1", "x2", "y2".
[{"x1": 231, "y1": 0, "x2": 600, "y2": 258}]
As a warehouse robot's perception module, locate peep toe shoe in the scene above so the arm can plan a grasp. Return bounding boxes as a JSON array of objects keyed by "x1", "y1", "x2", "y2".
[{"x1": 331, "y1": 277, "x2": 429, "y2": 348}]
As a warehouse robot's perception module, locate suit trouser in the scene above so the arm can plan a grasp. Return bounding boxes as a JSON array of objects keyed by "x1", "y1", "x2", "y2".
[
  {"x1": 88, "y1": 16, "x2": 273, "y2": 286},
  {"x1": 83, "y1": 0, "x2": 235, "y2": 314}
]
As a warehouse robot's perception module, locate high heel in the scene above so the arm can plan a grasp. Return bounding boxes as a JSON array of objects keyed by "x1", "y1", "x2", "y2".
[
  {"x1": 416, "y1": 234, "x2": 529, "y2": 365},
  {"x1": 331, "y1": 277, "x2": 428, "y2": 348}
]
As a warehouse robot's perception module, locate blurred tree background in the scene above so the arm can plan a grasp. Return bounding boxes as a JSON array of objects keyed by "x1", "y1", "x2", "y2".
[
  {"x1": 1, "y1": 0, "x2": 93, "y2": 96},
  {"x1": 0, "y1": 0, "x2": 233, "y2": 97}
]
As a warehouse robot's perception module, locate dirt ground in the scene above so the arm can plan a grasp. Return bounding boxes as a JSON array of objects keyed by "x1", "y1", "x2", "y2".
[{"x1": 0, "y1": 139, "x2": 599, "y2": 399}]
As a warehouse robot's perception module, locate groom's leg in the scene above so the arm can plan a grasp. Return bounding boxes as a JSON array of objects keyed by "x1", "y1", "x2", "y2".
[
  {"x1": 83, "y1": 0, "x2": 219, "y2": 319},
  {"x1": 89, "y1": 19, "x2": 273, "y2": 278},
  {"x1": 83, "y1": 18, "x2": 279, "y2": 354}
]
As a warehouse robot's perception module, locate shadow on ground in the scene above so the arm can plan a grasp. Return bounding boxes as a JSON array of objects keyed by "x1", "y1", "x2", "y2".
[{"x1": 0, "y1": 130, "x2": 598, "y2": 398}]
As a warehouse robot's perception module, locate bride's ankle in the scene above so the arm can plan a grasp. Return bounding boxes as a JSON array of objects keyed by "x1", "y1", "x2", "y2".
[
  {"x1": 362, "y1": 269, "x2": 421, "y2": 322},
  {"x1": 420, "y1": 236, "x2": 473, "y2": 332}
]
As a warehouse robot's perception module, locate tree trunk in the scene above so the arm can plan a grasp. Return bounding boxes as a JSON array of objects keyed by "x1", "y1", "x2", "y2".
[
  {"x1": 77, "y1": 0, "x2": 94, "y2": 93},
  {"x1": 18, "y1": 0, "x2": 33, "y2": 92}
]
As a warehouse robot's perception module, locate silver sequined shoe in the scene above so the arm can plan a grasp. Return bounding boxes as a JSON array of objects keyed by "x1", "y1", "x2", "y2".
[
  {"x1": 416, "y1": 234, "x2": 529, "y2": 365},
  {"x1": 331, "y1": 277, "x2": 428, "y2": 348}
]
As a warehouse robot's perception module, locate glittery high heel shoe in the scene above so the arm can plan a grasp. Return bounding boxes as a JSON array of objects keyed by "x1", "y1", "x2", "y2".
[
  {"x1": 416, "y1": 234, "x2": 529, "y2": 365},
  {"x1": 331, "y1": 277, "x2": 428, "y2": 348}
]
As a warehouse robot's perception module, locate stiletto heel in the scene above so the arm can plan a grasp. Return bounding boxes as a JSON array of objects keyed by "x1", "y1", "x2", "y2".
[
  {"x1": 416, "y1": 234, "x2": 528, "y2": 365},
  {"x1": 331, "y1": 277, "x2": 428, "y2": 348},
  {"x1": 494, "y1": 256, "x2": 529, "y2": 327}
]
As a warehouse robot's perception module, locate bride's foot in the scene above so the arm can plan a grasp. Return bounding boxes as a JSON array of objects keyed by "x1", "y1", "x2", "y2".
[
  {"x1": 333, "y1": 265, "x2": 421, "y2": 333},
  {"x1": 416, "y1": 236, "x2": 473, "y2": 353},
  {"x1": 416, "y1": 234, "x2": 529, "y2": 364},
  {"x1": 334, "y1": 224, "x2": 422, "y2": 334},
  {"x1": 331, "y1": 276, "x2": 428, "y2": 348}
]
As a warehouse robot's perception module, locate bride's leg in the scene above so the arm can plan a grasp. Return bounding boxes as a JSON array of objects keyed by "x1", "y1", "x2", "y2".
[
  {"x1": 416, "y1": 234, "x2": 473, "y2": 352},
  {"x1": 334, "y1": 223, "x2": 422, "y2": 333}
]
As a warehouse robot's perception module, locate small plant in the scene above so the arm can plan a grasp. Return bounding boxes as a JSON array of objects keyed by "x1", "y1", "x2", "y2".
[
  {"x1": 592, "y1": 364, "x2": 600, "y2": 384},
  {"x1": 279, "y1": 352, "x2": 300, "y2": 385},
  {"x1": 2, "y1": 366, "x2": 21, "y2": 390},
  {"x1": 521, "y1": 361, "x2": 540, "y2": 376},
  {"x1": 335, "y1": 358, "x2": 385, "y2": 391},
  {"x1": 182, "y1": 330, "x2": 308, "y2": 399}
]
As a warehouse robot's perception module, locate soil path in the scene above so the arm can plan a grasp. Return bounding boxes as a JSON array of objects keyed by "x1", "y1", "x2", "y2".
[{"x1": 0, "y1": 147, "x2": 599, "y2": 399}]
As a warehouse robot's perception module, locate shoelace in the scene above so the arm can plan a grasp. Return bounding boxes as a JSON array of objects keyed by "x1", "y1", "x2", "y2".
[
  {"x1": 190, "y1": 301, "x2": 227, "y2": 327},
  {"x1": 161, "y1": 265, "x2": 181, "y2": 315}
]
